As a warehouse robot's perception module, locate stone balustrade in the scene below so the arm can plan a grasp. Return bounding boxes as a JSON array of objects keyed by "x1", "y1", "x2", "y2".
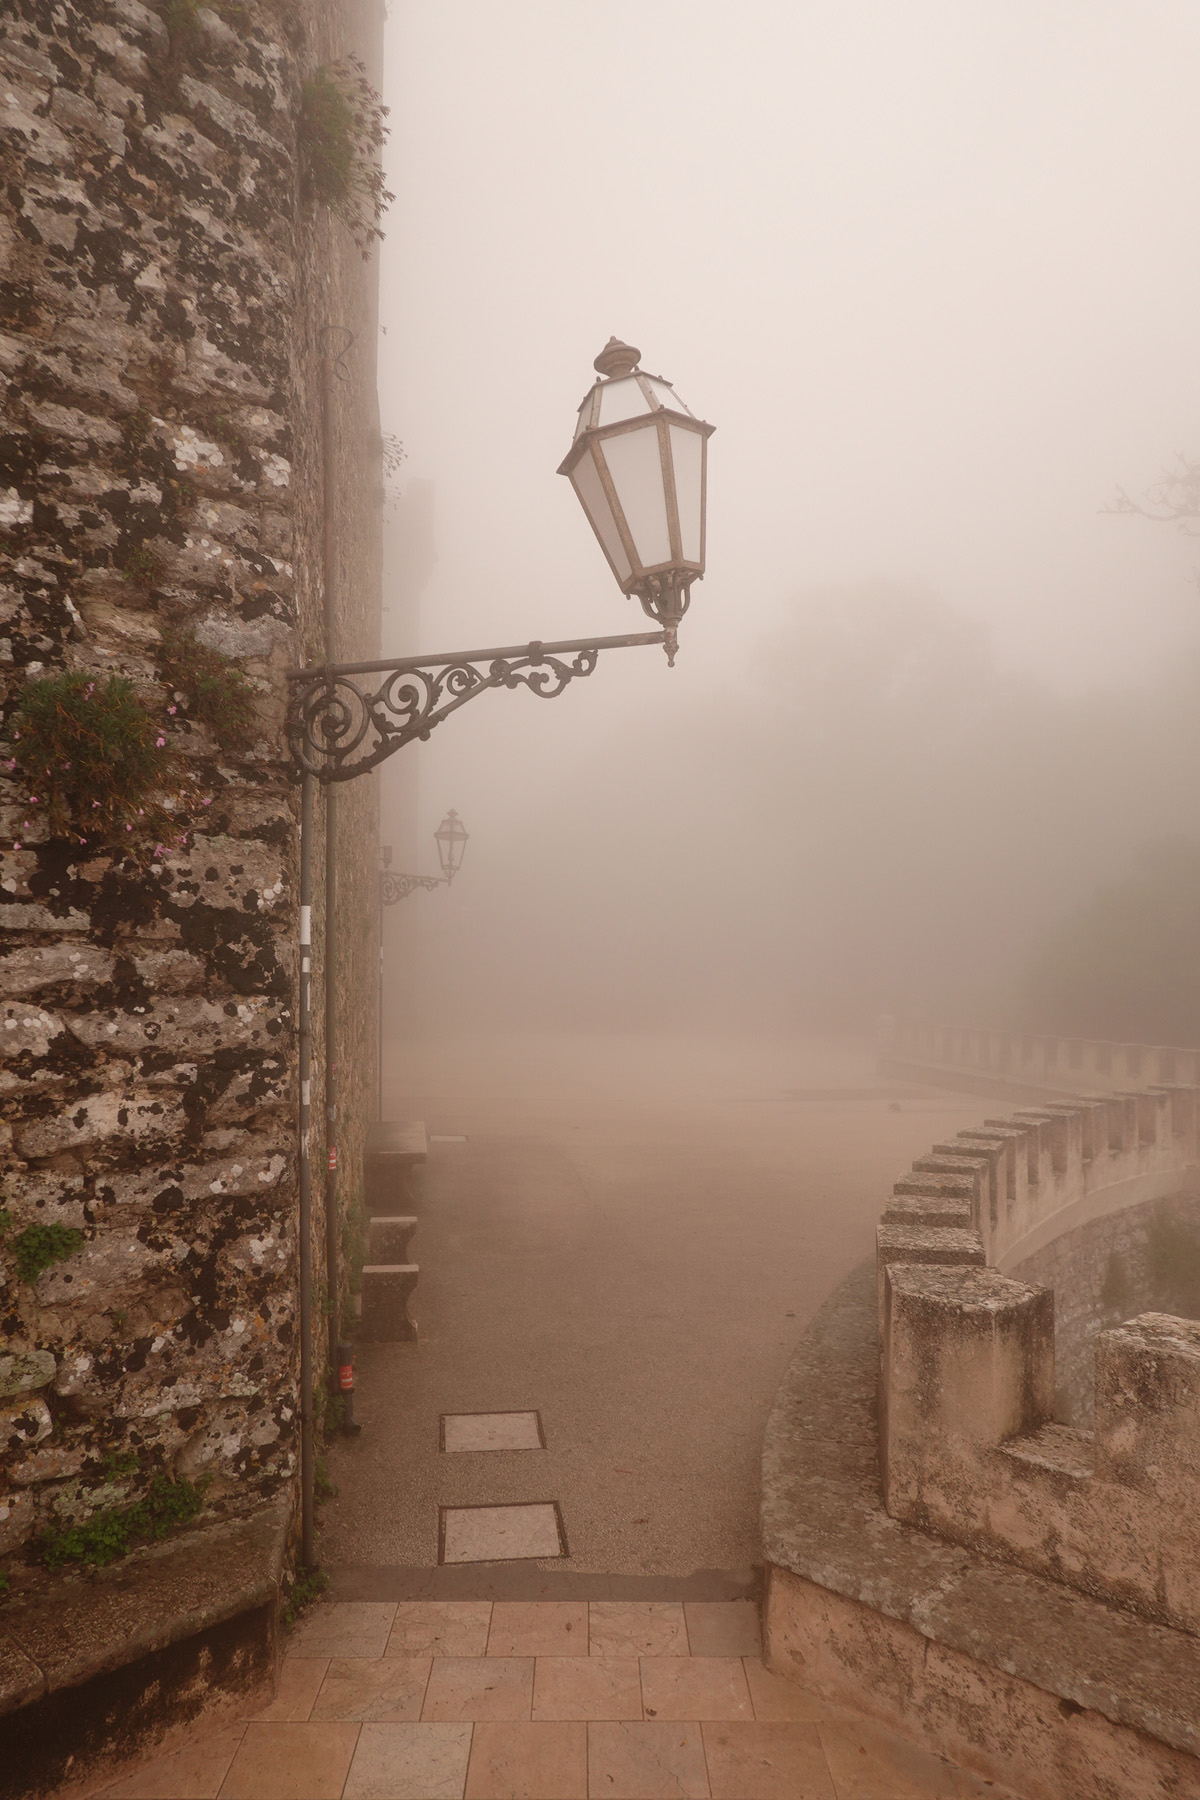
[
  {"x1": 880, "y1": 1017, "x2": 1200, "y2": 1094},
  {"x1": 877, "y1": 1087, "x2": 1200, "y2": 1634}
]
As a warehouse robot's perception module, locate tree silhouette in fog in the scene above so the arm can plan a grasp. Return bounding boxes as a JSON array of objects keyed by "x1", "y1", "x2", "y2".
[{"x1": 1021, "y1": 840, "x2": 1200, "y2": 1045}]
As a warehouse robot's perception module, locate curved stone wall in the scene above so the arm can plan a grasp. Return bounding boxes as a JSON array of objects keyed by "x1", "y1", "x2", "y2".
[
  {"x1": 876, "y1": 1086, "x2": 1200, "y2": 1633},
  {"x1": 881, "y1": 1016, "x2": 1200, "y2": 1096}
]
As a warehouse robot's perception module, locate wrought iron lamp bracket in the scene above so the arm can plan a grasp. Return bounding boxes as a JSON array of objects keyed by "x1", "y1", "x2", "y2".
[
  {"x1": 286, "y1": 627, "x2": 668, "y2": 783},
  {"x1": 380, "y1": 870, "x2": 444, "y2": 905}
]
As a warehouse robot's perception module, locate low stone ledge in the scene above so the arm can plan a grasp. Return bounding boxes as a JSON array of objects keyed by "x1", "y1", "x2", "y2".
[
  {"x1": 0, "y1": 1499, "x2": 288, "y2": 1797},
  {"x1": 761, "y1": 1260, "x2": 1200, "y2": 1795},
  {"x1": 368, "y1": 1215, "x2": 417, "y2": 1263}
]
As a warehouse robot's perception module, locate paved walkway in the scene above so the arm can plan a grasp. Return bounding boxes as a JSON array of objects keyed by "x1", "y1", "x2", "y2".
[
  {"x1": 84, "y1": 1599, "x2": 1006, "y2": 1798},
  {"x1": 323, "y1": 1032, "x2": 984, "y2": 1581}
]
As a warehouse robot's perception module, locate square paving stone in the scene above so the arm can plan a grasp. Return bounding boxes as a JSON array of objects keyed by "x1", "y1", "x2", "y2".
[
  {"x1": 287, "y1": 1602, "x2": 396, "y2": 1660},
  {"x1": 440, "y1": 1503, "x2": 564, "y2": 1564},
  {"x1": 464, "y1": 1721, "x2": 587, "y2": 1798},
  {"x1": 683, "y1": 1602, "x2": 761, "y2": 1658},
  {"x1": 218, "y1": 1723, "x2": 360, "y2": 1799},
  {"x1": 487, "y1": 1601, "x2": 587, "y2": 1656},
  {"x1": 443, "y1": 1412, "x2": 544, "y2": 1452},
  {"x1": 641, "y1": 1656, "x2": 753, "y2": 1722},
  {"x1": 702, "y1": 1722, "x2": 836, "y2": 1798},
  {"x1": 342, "y1": 1722, "x2": 472, "y2": 1800},
  {"x1": 586, "y1": 1721, "x2": 709, "y2": 1799},
  {"x1": 386, "y1": 1601, "x2": 493, "y2": 1658},
  {"x1": 532, "y1": 1656, "x2": 641, "y2": 1721},
  {"x1": 247, "y1": 1659, "x2": 327, "y2": 1722},
  {"x1": 310, "y1": 1658, "x2": 432, "y2": 1722},
  {"x1": 422, "y1": 1656, "x2": 535, "y2": 1721},
  {"x1": 99, "y1": 1725, "x2": 246, "y2": 1798},
  {"x1": 588, "y1": 1602, "x2": 687, "y2": 1658}
]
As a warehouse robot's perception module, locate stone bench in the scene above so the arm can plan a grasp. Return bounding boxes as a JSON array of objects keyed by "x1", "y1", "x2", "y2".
[
  {"x1": 364, "y1": 1120, "x2": 427, "y2": 1215},
  {"x1": 358, "y1": 1265, "x2": 418, "y2": 1342}
]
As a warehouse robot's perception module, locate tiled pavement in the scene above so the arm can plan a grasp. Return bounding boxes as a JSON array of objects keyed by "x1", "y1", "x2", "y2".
[{"x1": 83, "y1": 1600, "x2": 1010, "y2": 1799}]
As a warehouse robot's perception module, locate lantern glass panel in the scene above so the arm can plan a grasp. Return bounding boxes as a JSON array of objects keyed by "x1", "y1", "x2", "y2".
[
  {"x1": 573, "y1": 392, "x2": 596, "y2": 441},
  {"x1": 570, "y1": 449, "x2": 632, "y2": 581},
  {"x1": 647, "y1": 377, "x2": 692, "y2": 415},
  {"x1": 598, "y1": 377, "x2": 652, "y2": 426},
  {"x1": 669, "y1": 424, "x2": 703, "y2": 562},
  {"x1": 601, "y1": 426, "x2": 672, "y2": 569}
]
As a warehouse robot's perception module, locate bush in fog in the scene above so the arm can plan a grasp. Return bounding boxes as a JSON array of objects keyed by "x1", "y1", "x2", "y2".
[{"x1": 1020, "y1": 840, "x2": 1200, "y2": 1044}]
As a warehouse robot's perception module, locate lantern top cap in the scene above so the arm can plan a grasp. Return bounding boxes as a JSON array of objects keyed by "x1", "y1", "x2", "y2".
[{"x1": 593, "y1": 337, "x2": 641, "y2": 378}]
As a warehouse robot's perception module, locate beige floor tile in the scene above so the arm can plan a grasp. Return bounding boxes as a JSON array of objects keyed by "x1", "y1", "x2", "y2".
[
  {"x1": 819, "y1": 1719, "x2": 980, "y2": 1798},
  {"x1": 532, "y1": 1656, "x2": 641, "y2": 1721},
  {"x1": 444, "y1": 1412, "x2": 543, "y2": 1452},
  {"x1": 487, "y1": 1600, "x2": 587, "y2": 1656},
  {"x1": 588, "y1": 1602, "x2": 687, "y2": 1658},
  {"x1": 586, "y1": 1721, "x2": 710, "y2": 1800},
  {"x1": 640, "y1": 1657, "x2": 752, "y2": 1722},
  {"x1": 422, "y1": 1656, "x2": 535, "y2": 1722},
  {"x1": 247, "y1": 1660, "x2": 329, "y2": 1723},
  {"x1": 703, "y1": 1722, "x2": 836, "y2": 1799},
  {"x1": 342, "y1": 1722, "x2": 472, "y2": 1800},
  {"x1": 287, "y1": 1603, "x2": 396, "y2": 1660},
  {"x1": 683, "y1": 1603, "x2": 761, "y2": 1659},
  {"x1": 310, "y1": 1657, "x2": 432, "y2": 1722},
  {"x1": 218, "y1": 1722, "x2": 360, "y2": 1799},
  {"x1": 98, "y1": 1726, "x2": 246, "y2": 1799},
  {"x1": 742, "y1": 1660, "x2": 835, "y2": 1722},
  {"x1": 386, "y1": 1601, "x2": 493, "y2": 1658},
  {"x1": 464, "y1": 1721, "x2": 587, "y2": 1798}
]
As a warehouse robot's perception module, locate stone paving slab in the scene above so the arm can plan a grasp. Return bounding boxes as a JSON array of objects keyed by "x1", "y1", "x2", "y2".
[{"x1": 64, "y1": 1601, "x2": 1016, "y2": 1799}]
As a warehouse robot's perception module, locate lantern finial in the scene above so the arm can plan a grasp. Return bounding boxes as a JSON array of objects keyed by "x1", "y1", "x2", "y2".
[{"x1": 593, "y1": 337, "x2": 641, "y2": 378}]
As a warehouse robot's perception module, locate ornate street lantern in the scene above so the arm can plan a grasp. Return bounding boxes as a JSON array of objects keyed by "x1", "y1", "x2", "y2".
[
  {"x1": 434, "y1": 807, "x2": 469, "y2": 883},
  {"x1": 558, "y1": 338, "x2": 714, "y2": 661}
]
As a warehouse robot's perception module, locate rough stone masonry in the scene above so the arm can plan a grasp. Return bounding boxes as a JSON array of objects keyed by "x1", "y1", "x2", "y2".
[{"x1": 0, "y1": 0, "x2": 382, "y2": 1575}]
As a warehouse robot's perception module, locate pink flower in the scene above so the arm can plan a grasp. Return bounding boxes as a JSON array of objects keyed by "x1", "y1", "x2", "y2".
[
  {"x1": 12, "y1": 841, "x2": 20, "y2": 850},
  {"x1": 78, "y1": 836, "x2": 86, "y2": 845},
  {"x1": 92, "y1": 800, "x2": 100, "y2": 808},
  {"x1": 125, "y1": 823, "x2": 133, "y2": 832},
  {"x1": 29, "y1": 796, "x2": 38, "y2": 804},
  {"x1": 155, "y1": 736, "x2": 166, "y2": 748},
  {"x1": 201, "y1": 797, "x2": 212, "y2": 806},
  {"x1": 168, "y1": 706, "x2": 177, "y2": 715},
  {"x1": 86, "y1": 684, "x2": 94, "y2": 694}
]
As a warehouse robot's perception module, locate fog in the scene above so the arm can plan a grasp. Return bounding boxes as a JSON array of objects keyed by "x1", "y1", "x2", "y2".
[{"x1": 375, "y1": 2, "x2": 1200, "y2": 1040}]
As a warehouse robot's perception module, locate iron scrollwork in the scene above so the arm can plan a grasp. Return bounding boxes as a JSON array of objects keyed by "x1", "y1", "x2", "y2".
[
  {"x1": 285, "y1": 636, "x2": 654, "y2": 783},
  {"x1": 380, "y1": 870, "x2": 444, "y2": 905}
]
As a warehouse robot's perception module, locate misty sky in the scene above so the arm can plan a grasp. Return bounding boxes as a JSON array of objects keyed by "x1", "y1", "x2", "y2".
[{"x1": 372, "y1": 3, "x2": 1200, "y2": 1033}]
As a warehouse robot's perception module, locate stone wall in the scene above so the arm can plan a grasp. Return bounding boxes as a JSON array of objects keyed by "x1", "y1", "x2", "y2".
[
  {"x1": 0, "y1": 0, "x2": 382, "y2": 1577},
  {"x1": 1012, "y1": 1189, "x2": 1200, "y2": 1424},
  {"x1": 877, "y1": 1087, "x2": 1200, "y2": 1634}
]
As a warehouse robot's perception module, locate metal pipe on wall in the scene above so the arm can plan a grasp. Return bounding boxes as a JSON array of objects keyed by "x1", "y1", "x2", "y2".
[
  {"x1": 320, "y1": 331, "x2": 347, "y2": 1393},
  {"x1": 298, "y1": 773, "x2": 315, "y2": 1567}
]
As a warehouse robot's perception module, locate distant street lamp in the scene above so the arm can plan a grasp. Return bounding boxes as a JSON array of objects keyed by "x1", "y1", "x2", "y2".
[
  {"x1": 289, "y1": 339, "x2": 712, "y2": 1564},
  {"x1": 377, "y1": 810, "x2": 468, "y2": 1118}
]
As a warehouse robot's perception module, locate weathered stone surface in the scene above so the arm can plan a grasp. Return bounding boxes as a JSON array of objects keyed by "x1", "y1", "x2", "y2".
[
  {"x1": 761, "y1": 1260, "x2": 1200, "y2": 1795},
  {"x1": 0, "y1": 1350, "x2": 56, "y2": 1400}
]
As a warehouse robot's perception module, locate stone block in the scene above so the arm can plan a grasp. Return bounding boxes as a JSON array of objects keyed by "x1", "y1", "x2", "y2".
[
  {"x1": 368, "y1": 1215, "x2": 417, "y2": 1263},
  {"x1": 365, "y1": 1120, "x2": 427, "y2": 1213},
  {"x1": 358, "y1": 1265, "x2": 418, "y2": 1343},
  {"x1": 882, "y1": 1264, "x2": 1054, "y2": 1518},
  {"x1": 1095, "y1": 1313, "x2": 1200, "y2": 1500}
]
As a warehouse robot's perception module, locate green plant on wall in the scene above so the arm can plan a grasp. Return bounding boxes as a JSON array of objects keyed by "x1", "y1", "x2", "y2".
[
  {"x1": 6, "y1": 671, "x2": 176, "y2": 847},
  {"x1": 40, "y1": 1474, "x2": 207, "y2": 1569},
  {"x1": 10, "y1": 1223, "x2": 84, "y2": 1284},
  {"x1": 159, "y1": 626, "x2": 257, "y2": 753},
  {"x1": 298, "y1": 56, "x2": 394, "y2": 258}
]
